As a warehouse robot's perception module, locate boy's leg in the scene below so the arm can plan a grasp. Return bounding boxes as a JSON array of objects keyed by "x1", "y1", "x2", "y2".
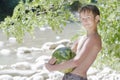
[{"x1": 62, "y1": 73, "x2": 87, "y2": 80}]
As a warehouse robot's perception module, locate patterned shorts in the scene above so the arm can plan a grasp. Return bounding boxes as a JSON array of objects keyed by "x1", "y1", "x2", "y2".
[{"x1": 62, "y1": 73, "x2": 87, "y2": 80}]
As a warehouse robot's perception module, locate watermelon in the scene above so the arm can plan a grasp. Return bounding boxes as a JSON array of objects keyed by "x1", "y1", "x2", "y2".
[{"x1": 52, "y1": 47, "x2": 76, "y2": 73}]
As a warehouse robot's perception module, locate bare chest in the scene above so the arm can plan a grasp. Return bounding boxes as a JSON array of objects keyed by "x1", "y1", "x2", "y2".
[{"x1": 76, "y1": 36, "x2": 87, "y2": 53}]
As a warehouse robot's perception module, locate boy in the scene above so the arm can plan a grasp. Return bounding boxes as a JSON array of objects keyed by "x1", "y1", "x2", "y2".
[{"x1": 45, "y1": 4, "x2": 102, "y2": 80}]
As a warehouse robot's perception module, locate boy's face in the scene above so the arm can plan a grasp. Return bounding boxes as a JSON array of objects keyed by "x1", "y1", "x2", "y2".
[{"x1": 79, "y1": 11, "x2": 99, "y2": 29}]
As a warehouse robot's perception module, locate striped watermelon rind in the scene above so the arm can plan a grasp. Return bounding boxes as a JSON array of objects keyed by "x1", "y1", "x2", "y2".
[{"x1": 52, "y1": 47, "x2": 76, "y2": 73}]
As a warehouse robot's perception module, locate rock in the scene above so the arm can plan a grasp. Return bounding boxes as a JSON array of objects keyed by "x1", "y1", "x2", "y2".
[
  {"x1": 56, "y1": 36, "x2": 61, "y2": 40},
  {"x1": 49, "y1": 39, "x2": 71, "y2": 50},
  {"x1": 55, "y1": 39, "x2": 71, "y2": 47},
  {"x1": 29, "y1": 73, "x2": 44, "y2": 80},
  {"x1": 30, "y1": 47, "x2": 42, "y2": 52},
  {"x1": 88, "y1": 75, "x2": 99, "y2": 80},
  {"x1": 13, "y1": 76, "x2": 21, "y2": 80},
  {"x1": 87, "y1": 67, "x2": 99, "y2": 76},
  {"x1": 0, "y1": 49, "x2": 11, "y2": 56},
  {"x1": 101, "y1": 67, "x2": 112, "y2": 74},
  {"x1": 32, "y1": 76, "x2": 44, "y2": 80},
  {"x1": 31, "y1": 62, "x2": 45, "y2": 71},
  {"x1": 0, "y1": 75, "x2": 13, "y2": 80},
  {"x1": 8, "y1": 37, "x2": 17, "y2": 44},
  {"x1": 11, "y1": 62, "x2": 31, "y2": 70},
  {"x1": 39, "y1": 70, "x2": 50, "y2": 79},
  {"x1": 13, "y1": 76, "x2": 28, "y2": 80},
  {"x1": 49, "y1": 43, "x2": 58, "y2": 50},
  {"x1": 48, "y1": 71, "x2": 63, "y2": 80},
  {"x1": 41, "y1": 42, "x2": 55, "y2": 50},
  {"x1": 41, "y1": 39, "x2": 71, "y2": 50},
  {"x1": 35, "y1": 55, "x2": 50, "y2": 63},
  {"x1": 0, "y1": 65, "x2": 11, "y2": 70},
  {"x1": 30, "y1": 70, "x2": 50, "y2": 80},
  {"x1": 32, "y1": 55, "x2": 50, "y2": 70},
  {"x1": 0, "y1": 41, "x2": 4, "y2": 48},
  {"x1": 0, "y1": 70, "x2": 36, "y2": 76},
  {"x1": 16, "y1": 47, "x2": 33, "y2": 59},
  {"x1": 17, "y1": 47, "x2": 32, "y2": 53},
  {"x1": 40, "y1": 27, "x2": 46, "y2": 31}
]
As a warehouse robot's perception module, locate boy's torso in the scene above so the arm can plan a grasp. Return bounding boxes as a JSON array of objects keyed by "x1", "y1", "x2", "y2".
[{"x1": 71, "y1": 35, "x2": 101, "y2": 78}]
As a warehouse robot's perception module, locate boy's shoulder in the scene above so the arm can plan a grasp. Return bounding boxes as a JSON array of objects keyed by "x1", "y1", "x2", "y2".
[{"x1": 88, "y1": 34, "x2": 102, "y2": 48}]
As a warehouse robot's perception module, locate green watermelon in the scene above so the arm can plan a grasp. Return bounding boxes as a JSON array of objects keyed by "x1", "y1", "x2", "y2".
[{"x1": 52, "y1": 47, "x2": 76, "y2": 73}]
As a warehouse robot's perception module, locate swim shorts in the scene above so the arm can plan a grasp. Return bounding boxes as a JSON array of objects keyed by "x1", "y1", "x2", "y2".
[{"x1": 62, "y1": 73, "x2": 87, "y2": 80}]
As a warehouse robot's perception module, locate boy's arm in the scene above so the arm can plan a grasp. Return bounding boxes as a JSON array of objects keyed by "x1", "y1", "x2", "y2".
[
  {"x1": 71, "y1": 40, "x2": 78, "y2": 53},
  {"x1": 45, "y1": 37, "x2": 98, "y2": 71},
  {"x1": 48, "y1": 57, "x2": 56, "y2": 65}
]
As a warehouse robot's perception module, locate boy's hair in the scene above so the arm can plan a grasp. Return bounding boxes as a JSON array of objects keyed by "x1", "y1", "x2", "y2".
[{"x1": 78, "y1": 4, "x2": 100, "y2": 17}]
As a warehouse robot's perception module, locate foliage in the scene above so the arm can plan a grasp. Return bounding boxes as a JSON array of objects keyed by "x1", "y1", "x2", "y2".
[
  {"x1": 98, "y1": 0, "x2": 120, "y2": 58},
  {"x1": 0, "y1": 0, "x2": 80, "y2": 42},
  {"x1": 0, "y1": 0, "x2": 90, "y2": 42},
  {"x1": 92, "y1": 0, "x2": 120, "y2": 70},
  {"x1": 93, "y1": 52, "x2": 120, "y2": 71}
]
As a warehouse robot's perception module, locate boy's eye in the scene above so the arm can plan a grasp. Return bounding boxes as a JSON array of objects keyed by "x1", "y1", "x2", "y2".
[
  {"x1": 86, "y1": 16, "x2": 91, "y2": 19},
  {"x1": 80, "y1": 16, "x2": 92, "y2": 21}
]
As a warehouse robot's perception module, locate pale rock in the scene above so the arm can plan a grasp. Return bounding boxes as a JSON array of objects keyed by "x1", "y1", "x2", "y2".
[
  {"x1": 16, "y1": 47, "x2": 33, "y2": 59},
  {"x1": 101, "y1": 67, "x2": 112, "y2": 73},
  {"x1": 0, "y1": 75, "x2": 13, "y2": 80},
  {"x1": 13, "y1": 76, "x2": 21, "y2": 80},
  {"x1": 30, "y1": 47, "x2": 42, "y2": 52},
  {"x1": 13, "y1": 76, "x2": 28, "y2": 80},
  {"x1": 56, "y1": 36, "x2": 61, "y2": 40},
  {"x1": 31, "y1": 55, "x2": 50, "y2": 70},
  {"x1": 115, "y1": 74, "x2": 120, "y2": 80},
  {"x1": 0, "y1": 65, "x2": 5, "y2": 70},
  {"x1": 55, "y1": 39, "x2": 71, "y2": 46},
  {"x1": 88, "y1": 75, "x2": 99, "y2": 80},
  {"x1": 96, "y1": 67, "x2": 112, "y2": 78},
  {"x1": 17, "y1": 47, "x2": 32, "y2": 53},
  {"x1": 33, "y1": 76, "x2": 44, "y2": 80},
  {"x1": 49, "y1": 43, "x2": 58, "y2": 49},
  {"x1": 46, "y1": 79, "x2": 52, "y2": 80},
  {"x1": 48, "y1": 71, "x2": 63, "y2": 80},
  {"x1": 39, "y1": 70, "x2": 50, "y2": 79},
  {"x1": 31, "y1": 75, "x2": 44, "y2": 80},
  {"x1": 41, "y1": 39, "x2": 71, "y2": 50},
  {"x1": 11, "y1": 62, "x2": 31, "y2": 70},
  {"x1": 0, "y1": 49, "x2": 11, "y2": 56},
  {"x1": 30, "y1": 73, "x2": 42, "y2": 78},
  {"x1": 49, "y1": 39, "x2": 71, "y2": 49},
  {"x1": 0, "y1": 65, "x2": 11, "y2": 70},
  {"x1": 19, "y1": 77, "x2": 28, "y2": 80},
  {"x1": 87, "y1": 67, "x2": 99, "y2": 76},
  {"x1": 8, "y1": 37, "x2": 17, "y2": 44},
  {"x1": 0, "y1": 70, "x2": 35, "y2": 76},
  {"x1": 35, "y1": 55, "x2": 50, "y2": 63},
  {"x1": 0, "y1": 41, "x2": 4, "y2": 48},
  {"x1": 41, "y1": 42, "x2": 55, "y2": 50},
  {"x1": 107, "y1": 72, "x2": 120, "y2": 80},
  {"x1": 31, "y1": 63, "x2": 44, "y2": 71},
  {"x1": 40, "y1": 27, "x2": 46, "y2": 31}
]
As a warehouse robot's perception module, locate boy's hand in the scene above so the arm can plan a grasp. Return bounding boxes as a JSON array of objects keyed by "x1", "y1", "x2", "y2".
[
  {"x1": 45, "y1": 57, "x2": 56, "y2": 71},
  {"x1": 45, "y1": 63, "x2": 54, "y2": 71},
  {"x1": 48, "y1": 57, "x2": 56, "y2": 64}
]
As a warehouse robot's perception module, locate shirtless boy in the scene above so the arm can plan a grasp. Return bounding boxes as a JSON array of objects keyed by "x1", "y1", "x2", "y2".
[{"x1": 45, "y1": 4, "x2": 102, "y2": 80}]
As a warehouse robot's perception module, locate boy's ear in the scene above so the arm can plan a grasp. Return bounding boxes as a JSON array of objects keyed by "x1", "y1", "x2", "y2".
[{"x1": 95, "y1": 15, "x2": 100, "y2": 23}]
